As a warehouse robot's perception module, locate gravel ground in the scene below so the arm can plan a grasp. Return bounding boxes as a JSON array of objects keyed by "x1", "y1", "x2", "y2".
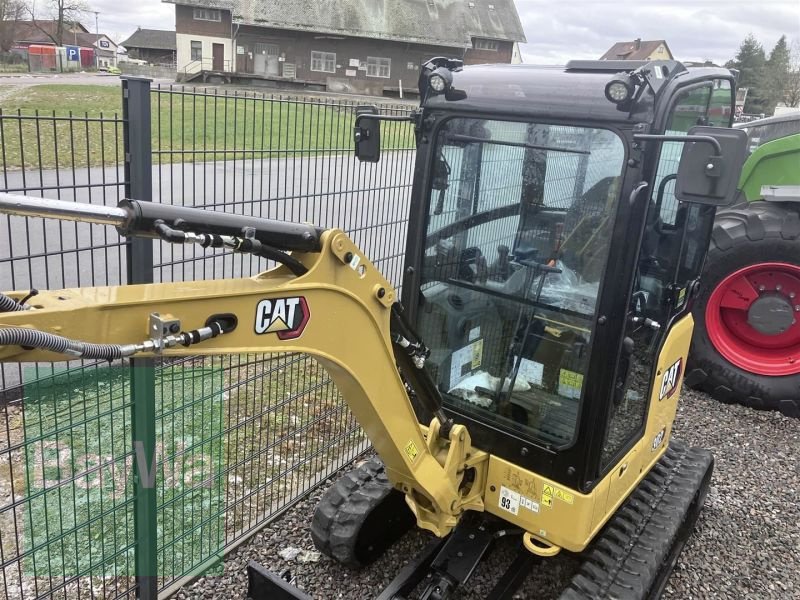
[{"x1": 178, "y1": 388, "x2": 798, "y2": 599}]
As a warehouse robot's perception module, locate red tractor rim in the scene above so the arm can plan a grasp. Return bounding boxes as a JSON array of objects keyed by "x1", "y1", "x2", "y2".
[{"x1": 706, "y1": 262, "x2": 800, "y2": 377}]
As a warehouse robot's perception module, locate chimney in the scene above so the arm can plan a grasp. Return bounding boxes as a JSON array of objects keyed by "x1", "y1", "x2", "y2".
[{"x1": 634, "y1": 38, "x2": 641, "y2": 50}]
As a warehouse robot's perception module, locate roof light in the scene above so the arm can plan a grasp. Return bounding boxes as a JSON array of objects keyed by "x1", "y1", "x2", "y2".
[
  {"x1": 605, "y1": 75, "x2": 634, "y2": 104},
  {"x1": 430, "y1": 74, "x2": 447, "y2": 92}
]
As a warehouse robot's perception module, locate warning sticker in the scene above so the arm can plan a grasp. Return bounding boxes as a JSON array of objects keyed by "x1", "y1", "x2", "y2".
[
  {"x1": 404, "y1": 440, "x2": 419, "y2": 463},
  {"x1": 471, "y1": 339, "x2": 483, "y2": 370},
  {"x1": 541, "y1": 484, "x2": 554, "y2": 508},
  {"x1": 516, "y1": 357, "x2": 544, "y2": 387},
  {"x1": 499, "y1": 485, "x2": 539, "y2": 516},
  {"x1": 541, "y1": 483, "x2": 574, "y2": 507},
  {"x1": 558, "y1": 369, "x2": 584, "y2": 399},
  {"x1": 554, "y1": 488, "x2": 574, "y2": 504},
  {"x1": 449, "y1": 339, "x2": 484, "y2": 388}
]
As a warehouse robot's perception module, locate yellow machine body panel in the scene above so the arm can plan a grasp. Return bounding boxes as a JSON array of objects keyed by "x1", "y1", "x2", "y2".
[{"x1": 481, "y1": 314, "x2": 694, "y2": 552}]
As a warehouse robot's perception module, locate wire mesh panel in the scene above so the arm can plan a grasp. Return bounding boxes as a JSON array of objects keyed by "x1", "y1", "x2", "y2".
[
  {"x1": 0, "y1": 102, "x2": 135, "y2": 599},
  {"x1": 0, "y1": 83, "x2": 417, "y2": 598},
  {"x1": 147, "y1": 86, "x2": 416, "y2": 593}
]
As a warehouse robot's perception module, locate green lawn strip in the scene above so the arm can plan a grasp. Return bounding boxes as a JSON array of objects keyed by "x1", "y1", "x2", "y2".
[
  {"x1": 0, "y1": 85, "x2": 414, "y2": 170},
  {"x1": 20, "y1": 363, "x2": 225, "y2": 578}
]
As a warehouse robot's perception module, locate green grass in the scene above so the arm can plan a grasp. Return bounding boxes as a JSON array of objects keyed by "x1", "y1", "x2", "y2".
[
  {"x1": 20, "y1": 364, "x2": 226, "y2": 579},
  {"x1": 8, "y1": 355, "x2": 366, "y2": 583},
  {"x1": 0, "y1": 84, "x2": 414, "y2": 170},
  {"x1": 0, "y1": 64, "x2": 29, "y2": 73}
]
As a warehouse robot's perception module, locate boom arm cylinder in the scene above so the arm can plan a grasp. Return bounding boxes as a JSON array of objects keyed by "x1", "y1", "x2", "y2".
[{"x1": 0, "y1": 194, "x2": 325, "y2": 252}]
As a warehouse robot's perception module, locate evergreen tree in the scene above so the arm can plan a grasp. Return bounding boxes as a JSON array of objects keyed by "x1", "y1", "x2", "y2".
[
  {"x1": 765, "y1": 35, "x2": 791, "y2": 112},
  {"x1": 727, "y1": 34, "x2": 768, "y2": 114}
]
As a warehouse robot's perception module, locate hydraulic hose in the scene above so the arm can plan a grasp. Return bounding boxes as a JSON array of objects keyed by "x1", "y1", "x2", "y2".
[
  {"x1": 0, "y1": 320, "x2": 230, "y2": 361},
  {"x1": 0, "y1": 327, "x2": 123, "y2": 360},
  {"x1": 0, "y1": 293, "x2": 29, "y2": 312}
]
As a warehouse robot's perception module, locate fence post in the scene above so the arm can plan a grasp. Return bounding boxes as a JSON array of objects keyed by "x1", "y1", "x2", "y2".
[{"x1": 122, "y1": 76, "x2": 158, "y2": 600}]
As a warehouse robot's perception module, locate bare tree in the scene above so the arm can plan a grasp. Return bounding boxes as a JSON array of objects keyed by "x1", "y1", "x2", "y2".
[
  {"x1": 23, "y1": 0, "x2": 88, "y2": 46},
  {"x1": 0, "y1": 0, "x2": 25, "y2": 51},
  {"x1": 786, "y1": 40, "x2": 800, "y2": 108}
]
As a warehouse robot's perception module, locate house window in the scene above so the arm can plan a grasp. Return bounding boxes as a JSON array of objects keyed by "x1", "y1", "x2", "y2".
[
  {"x1": 193, "y1": 8, "x2": 222, "y2": 21},
  {"x1": 366, "y1": 56, "x2": 390, "y2": 78},
  {"x1": 311, "y1": 51, "x2": 336, "y2": 73},
  {"x1": 474, "y1": 38, "x2": 499, "y2": 51},
  {"x1": 190, "y1": 41, "x2": 202, "y2": 61}
]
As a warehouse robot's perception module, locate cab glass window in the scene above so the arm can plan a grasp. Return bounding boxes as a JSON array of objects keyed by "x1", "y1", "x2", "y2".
[
  {"x1": 600, "y1": 79, "x2": 732, "y2": 467},
  {"x1": 417, "y1": 118, "x2": 625, "y2": 446}
]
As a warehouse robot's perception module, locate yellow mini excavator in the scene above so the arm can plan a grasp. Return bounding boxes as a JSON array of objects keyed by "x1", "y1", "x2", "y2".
[{"x1": 0, "y1": 58, "x2": 748, "y2": 599}]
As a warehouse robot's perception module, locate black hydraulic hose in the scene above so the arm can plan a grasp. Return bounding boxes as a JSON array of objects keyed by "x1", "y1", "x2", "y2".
[
  {"x1": 0, "y1": 327, "x2": 123, "y2": 360},
  {"x1": 390, "y1": 303, "x2": 453, "y2": 438},
  {"x1": 0, "y1": 293, "x2": 29, "y2": 312}
]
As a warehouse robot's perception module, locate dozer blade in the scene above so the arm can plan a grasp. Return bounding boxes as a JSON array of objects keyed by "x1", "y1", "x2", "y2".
[{"x1": 562, "y1": 440, "x2": 713, "y2": 600}]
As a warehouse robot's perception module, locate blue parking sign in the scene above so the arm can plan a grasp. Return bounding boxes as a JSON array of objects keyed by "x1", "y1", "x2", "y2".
[{"x1": 65, "y1": 46, "x2": 79, "y2": 61}]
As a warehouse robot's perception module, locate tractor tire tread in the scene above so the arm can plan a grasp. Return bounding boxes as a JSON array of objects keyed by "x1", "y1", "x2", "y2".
[{"x1": 687, "y1": 201, "x2": 800, "y2": 417}]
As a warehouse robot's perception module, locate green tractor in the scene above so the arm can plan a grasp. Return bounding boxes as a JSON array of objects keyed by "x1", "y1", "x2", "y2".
[{"x1": 686, "y1": 113, "x2": 800, "y2": 416}]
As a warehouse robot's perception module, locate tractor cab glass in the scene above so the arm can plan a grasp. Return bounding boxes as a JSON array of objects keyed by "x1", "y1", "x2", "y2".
[{"x1": 417, "y1": 118, "x2": 626, "y2": 446}]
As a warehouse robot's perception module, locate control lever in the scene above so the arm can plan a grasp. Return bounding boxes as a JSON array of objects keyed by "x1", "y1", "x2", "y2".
[{"x1": 630, "y1": 316, "x2": 661, "y2": 330}]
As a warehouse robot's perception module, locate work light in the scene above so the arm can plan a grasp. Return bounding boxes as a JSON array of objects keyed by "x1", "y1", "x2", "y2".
[
  {"x1": 430, "y1": 74, "x2": 447, "y2": 92},
  {"x1": 605, "y1": 76, "x2": 634, "y2": 104}
]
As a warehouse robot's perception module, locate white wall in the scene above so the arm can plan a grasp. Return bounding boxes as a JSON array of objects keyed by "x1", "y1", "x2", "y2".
[{"x1": 176, "y1": 33, "x2": 233, "y2": 73}]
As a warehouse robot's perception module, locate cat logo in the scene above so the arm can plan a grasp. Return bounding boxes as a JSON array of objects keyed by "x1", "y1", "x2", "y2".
[
  {"x1": 659, "y1": 358, "x2": 683, "y2": 401},
  {"x1": 651, "y1": 426, "x2": 666, "y2": 451},
  {"x1": 254, "y1": 297, "x2": 309, "y2": 340}
]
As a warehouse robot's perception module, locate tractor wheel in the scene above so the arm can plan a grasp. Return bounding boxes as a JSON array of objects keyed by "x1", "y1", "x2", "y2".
[{"x1": 686, "y1": 201, "x2": 800, "y2": 417}]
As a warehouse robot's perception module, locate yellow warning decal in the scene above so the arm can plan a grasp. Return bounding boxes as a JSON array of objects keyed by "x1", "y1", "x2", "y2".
[
  {"x1": 554, "y1": 488, "x2": 574, "y2": 504},
  {"x1": 541, "y1": 483, "x2": 574, "y2": 507},
  {"x1": 541, "y1": 484, "x2": 554, "y2": 508},
  {"x1": 558, "y1": 369, "x2": 584, "y2": 400},
  {"x1": 404, "y1": 440, "x2": 419, "y2": 463},
  {"x1": 471, "y1": 339, "x2": 484, "y2": 370}
]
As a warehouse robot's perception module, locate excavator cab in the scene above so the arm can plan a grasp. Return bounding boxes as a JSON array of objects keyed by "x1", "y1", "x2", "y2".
[{"x1": 398, "y1": 60, "x2": 745, "y2": 494}]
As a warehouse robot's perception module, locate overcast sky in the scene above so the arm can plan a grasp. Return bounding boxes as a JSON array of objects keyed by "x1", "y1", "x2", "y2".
[{"x1": 90, "y1": 0, "x2": 798, "y2": 65}]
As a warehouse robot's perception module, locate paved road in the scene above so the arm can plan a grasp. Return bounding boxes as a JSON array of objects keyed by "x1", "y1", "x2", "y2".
[
  {"x1": 0, "y1": 72, "x2": 175, "y2": 87},
  {"x1": 0, "y1": 152, "x2": 414, "y2": 392}
]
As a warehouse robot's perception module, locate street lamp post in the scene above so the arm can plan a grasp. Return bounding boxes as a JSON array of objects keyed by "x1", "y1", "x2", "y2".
[{"x1": 94, "y1": 11, "x2": 100, "y2": 70}]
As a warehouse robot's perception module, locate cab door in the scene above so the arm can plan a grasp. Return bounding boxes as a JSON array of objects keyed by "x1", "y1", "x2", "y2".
[{"x1": 599, "y1": 78, "x2": 735, "y2": 491}]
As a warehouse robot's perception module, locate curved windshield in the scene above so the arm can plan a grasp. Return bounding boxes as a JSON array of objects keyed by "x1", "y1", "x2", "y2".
[{"x1": 417, "y1": 118, "x2": 625, "y2": 446}]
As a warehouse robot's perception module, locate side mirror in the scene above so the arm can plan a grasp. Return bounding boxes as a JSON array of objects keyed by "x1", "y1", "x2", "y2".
[
  {"x1": 354, "y1": 105, "x2": 381, "y2": 163},
  {"x1": 675, "y1": 126, "x2": 748, "y2": 206}
]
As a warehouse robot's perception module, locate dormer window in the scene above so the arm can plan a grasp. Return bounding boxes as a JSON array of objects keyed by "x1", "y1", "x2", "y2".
[{"x1": 474, "y1": 38, "x2": 499, "y2": 51}]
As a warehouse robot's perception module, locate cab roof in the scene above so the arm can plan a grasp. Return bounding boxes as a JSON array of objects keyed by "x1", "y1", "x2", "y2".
[
  {"x1": 422, "y1": 64, "x2": 631, "y2": 123},
  {"x1": 422, "y1": 62, "x2": 730, "y2": 125}
]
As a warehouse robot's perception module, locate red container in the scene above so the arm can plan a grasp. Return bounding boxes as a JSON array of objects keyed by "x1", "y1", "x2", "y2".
[
  {"x1": 79, "y1": 47, "x2": 94, "y2": 68},
  {"x1": 28, "y1": 44, "x2": 57, "y2": 71}
]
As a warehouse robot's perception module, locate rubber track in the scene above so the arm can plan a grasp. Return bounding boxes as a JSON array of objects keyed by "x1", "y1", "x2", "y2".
[
  {"x1": 310, "y1": 457, "x2": 398, "y2": 567},
  {"x1": 560, "y1": 441, "x2": 713, "y2": 600}
]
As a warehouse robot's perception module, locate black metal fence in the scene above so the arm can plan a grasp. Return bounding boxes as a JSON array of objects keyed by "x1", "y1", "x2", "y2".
[{"x1": 0, "y1": 78, "x2": 417, "y2": 599}]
